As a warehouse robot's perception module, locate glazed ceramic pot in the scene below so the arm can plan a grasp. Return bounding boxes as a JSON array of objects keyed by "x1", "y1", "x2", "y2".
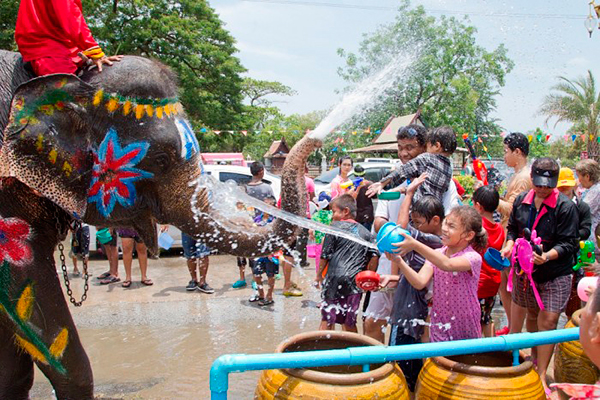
[
  {"x1": 255, "y1": 331, "x2": 409, "y2": 399},
  {"x1": 415, "y1": 351, "x2": 544, "y2": 399},
  {"x1": 554, "y1": 309, "x2": 600, "y2": 384}
]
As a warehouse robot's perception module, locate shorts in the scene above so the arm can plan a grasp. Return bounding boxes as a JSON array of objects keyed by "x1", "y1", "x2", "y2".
[
  {"x1": 30, "y1": 56, "x2": 80, "y2": 76},
  {"x1": 321, "y1": 293, "x2": 362, "y2": 327},
  {"x1": 182, "y1": 233, "x2": 211, "y2": 259},
  {"x1": 364, "y1": 290, "x2": 394, "y2": 321},
  {"x1": 511, "y1": 273, "x2": 572, "y2": 313},
  {"x1": 117, "y1": 228, "x2": 142, "y2": 243},
  {"x1": 71, "y1": 226, "x2": 90, "y2": 257},
  {"x1": 479, "y1": 296, "x2": 495, "y2": 325},
  {"x1": 251, "y1": 257, "x2": 279, "y2": 278}
]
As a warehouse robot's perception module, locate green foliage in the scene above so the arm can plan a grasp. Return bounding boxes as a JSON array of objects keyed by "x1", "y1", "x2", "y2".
[
  {"x1": 454, "y1": 175, "x2": 475, "y2": 197},
  {"x1": 538, "y1": 70, "x2": 600, "y2": 160},
  {"x1": 0, "y1": 0, "x2": 17, "y2": 51},
  {"x1": 337, "y1": 1, "x2": 513, "y2": 138}
]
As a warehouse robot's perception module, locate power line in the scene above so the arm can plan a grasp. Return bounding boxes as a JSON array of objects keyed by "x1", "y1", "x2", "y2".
[{"x1": 241, "y1": 0, "x2": 586, "y2": 20}]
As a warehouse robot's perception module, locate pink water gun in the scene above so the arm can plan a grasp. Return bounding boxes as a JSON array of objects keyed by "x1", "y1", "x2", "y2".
[{"x1": 507, "y1": 228, "x2": 545, "y2": 310}]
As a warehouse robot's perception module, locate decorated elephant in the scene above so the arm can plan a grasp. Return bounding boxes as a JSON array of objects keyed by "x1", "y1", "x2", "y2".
[{"x1": 0, "y1": 49, "x2": 320, "y2": 399}]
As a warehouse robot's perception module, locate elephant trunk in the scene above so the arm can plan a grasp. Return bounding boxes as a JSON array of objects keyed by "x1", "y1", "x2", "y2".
[{"x1": 166, "y1": 135, "x2": 321, "y2": 257}]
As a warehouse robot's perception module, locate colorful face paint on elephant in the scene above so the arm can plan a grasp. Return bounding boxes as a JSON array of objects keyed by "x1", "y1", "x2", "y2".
[
  {"x1": 88, "y1": 128, "x2": 154, "y2": 218},
  {"x1": 92, "y1": 89, "x2": 181, "y2": 120},
  {"x1": 175, "y1": 118, "x2": 200, "y2": 160},
  {"x1": 0, "y1": 217, "x2": 69, "y2": 374}
]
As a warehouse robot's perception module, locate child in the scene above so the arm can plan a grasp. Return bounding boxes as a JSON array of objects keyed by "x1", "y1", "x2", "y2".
[
  {"x1": 472, "y1": 186, "x2": 506, "y2": 337},
  {"x1": 383, "y1": 174, "x2": 444, "y2": 392},
  {"x1": 367, "y1": 126, "x2": 457, "y2": 203},
  {"x1": 310, "y1": 192, "x2": 333, "y2": 272},
  {"x1": 381, "y1": 205, "x2": 486, "y2": 342},
  {"x1": 316, "y1": 194, "x2": 379, "y2": 332},
  {"x1": 249, "y1": 196, "x2": 278, "y2": 306}
]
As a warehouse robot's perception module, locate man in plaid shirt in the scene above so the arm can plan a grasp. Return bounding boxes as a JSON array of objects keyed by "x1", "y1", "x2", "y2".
[{"x1": 367, "y1": 126, "x2": 457, "y2": 203}]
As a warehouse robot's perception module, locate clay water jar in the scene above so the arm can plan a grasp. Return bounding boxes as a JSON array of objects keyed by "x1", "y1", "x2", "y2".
[
  {"x1": 554, "y1": 309, "x2": 600, "y2": 384},
  {"x1": 415, "y1": 351, "x2": 544, "y2": 399},
  {"x1": 255, "y1": 331, "x2": 409, "y2": 399}
]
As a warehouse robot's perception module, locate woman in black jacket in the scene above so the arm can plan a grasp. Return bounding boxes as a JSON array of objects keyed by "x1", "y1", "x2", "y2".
[{"x1": 500, "y1": 158, "x2": 579, "y2": 394}]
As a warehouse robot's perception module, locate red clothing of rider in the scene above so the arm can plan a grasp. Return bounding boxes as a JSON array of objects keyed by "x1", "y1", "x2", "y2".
[{"x1": 15, "y1": 0, "x2": 118, "y2": 76}]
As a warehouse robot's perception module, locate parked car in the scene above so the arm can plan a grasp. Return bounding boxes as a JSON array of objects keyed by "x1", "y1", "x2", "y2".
[{"x1": 314, "y1": 161, "x2": 396, "y2": 195}]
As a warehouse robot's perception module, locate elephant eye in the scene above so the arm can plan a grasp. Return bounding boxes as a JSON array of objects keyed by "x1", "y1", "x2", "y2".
[{"x1": 154, "y1": 153, "x2": 171, "y2": 172}]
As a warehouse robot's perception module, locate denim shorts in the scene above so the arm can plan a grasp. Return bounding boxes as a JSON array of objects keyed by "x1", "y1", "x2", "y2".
[{"x1": 182, "y1": 233, "x2": 211, "y2": 259}]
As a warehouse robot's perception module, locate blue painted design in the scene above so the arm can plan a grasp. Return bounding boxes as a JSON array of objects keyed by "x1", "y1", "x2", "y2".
[
  {"x1": 176, "y1": 118, "x2": 200, "y2": 160},
  {"x1": 88, "y1": 128, "x2": 154, "y2": 218}
]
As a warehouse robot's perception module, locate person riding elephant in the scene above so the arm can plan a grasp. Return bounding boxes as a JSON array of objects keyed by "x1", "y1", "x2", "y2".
[{"x1": 0, "y1": 50, "x2": 320, "y2": 399}]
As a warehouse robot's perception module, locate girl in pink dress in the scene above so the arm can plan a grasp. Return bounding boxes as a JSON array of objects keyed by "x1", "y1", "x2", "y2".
[{"x1": 384, "y1": 206, "x2": 486, "y2": 342}]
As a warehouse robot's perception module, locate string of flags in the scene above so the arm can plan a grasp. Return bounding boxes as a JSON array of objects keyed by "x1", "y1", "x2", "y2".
[{"x1": 196, "y1": 128, "x2": 382, "y2": 136}]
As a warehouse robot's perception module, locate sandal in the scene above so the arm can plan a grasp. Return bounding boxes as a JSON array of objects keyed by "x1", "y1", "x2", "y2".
[
  {"x1": 99, "y1": 276, "x2": 120, "y2": 285},
  {"x1": 141, "y1": 279, "x2": 154, "y2": 286},
  {"x1": 121, "y1": 280, "x2": 132, "y2": 288},
  {"x1": 249, "y1": 295, "x2": 264, "y2": 303},
  {"x1": 97, "y1": 271, "x2": 111, "y2": 280},
  {"x1": 258, "y1": 299, "x2": 274, "y2": 306}
]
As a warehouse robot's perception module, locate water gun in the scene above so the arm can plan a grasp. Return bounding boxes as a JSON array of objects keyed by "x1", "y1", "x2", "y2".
[
  {"x1": 508, "y1": 228, "x2": 544, "y2": 310},
  {"x1": 269, "y1": 250, "x2": 284, "y2": 265},
  {"x1": 574, "y1": 240, "x2": 595, "y2": 271},
  {"x1": 462, "y1": 133, "x2": 488, "y2": 185},
  {"x1": 340, "y1": 177, "x2": 364, "y2": 190}
]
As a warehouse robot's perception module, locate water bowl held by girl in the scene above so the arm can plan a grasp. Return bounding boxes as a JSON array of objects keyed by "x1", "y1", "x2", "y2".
[
  {"x1": 376, "y1": 222, "x2": 410, "y2": 253},
  {"x1": 483, "y1": 248, "x2": 510, "y2": 271}
]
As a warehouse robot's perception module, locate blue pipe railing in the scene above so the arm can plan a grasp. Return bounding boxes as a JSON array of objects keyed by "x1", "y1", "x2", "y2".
[{"x1": 210, "y1": 327, "x2": 579, "y2": 399}]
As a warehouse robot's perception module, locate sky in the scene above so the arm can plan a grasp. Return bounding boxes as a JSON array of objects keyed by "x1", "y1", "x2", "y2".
[{"x1": 211, "y1": 0, "x2": 600, "y2": 137}]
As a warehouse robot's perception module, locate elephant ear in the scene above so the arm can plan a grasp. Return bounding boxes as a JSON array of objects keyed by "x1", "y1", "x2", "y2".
[{"x1": 0, "y1": 74, "x2": 95, "y2": 218}]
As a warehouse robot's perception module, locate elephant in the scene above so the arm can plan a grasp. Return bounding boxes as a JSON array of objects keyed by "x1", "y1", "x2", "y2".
[{"x1": 0, "y1": 49, "x2": 320, "y2": 399}]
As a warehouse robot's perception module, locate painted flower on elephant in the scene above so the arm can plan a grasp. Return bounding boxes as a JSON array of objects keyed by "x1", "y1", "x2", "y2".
[
  {"x1": 0, "y1": 217, "x2": 33, "y2": 266},
  {"x1": 88, "y1": 128, "x2": 154, "y2": 218}
]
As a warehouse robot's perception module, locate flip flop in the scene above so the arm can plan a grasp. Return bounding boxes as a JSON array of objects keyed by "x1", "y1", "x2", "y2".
[
  {"x1": 141, "y1": 279, "x2": 153, "y2": 286},
  {"x1": 121, "y1": 280, "x2": 132, "y2": 288},
  {"x1": 97, "y1": 272, "x2": 111, "y2": 280},
  {"x1": 258, "y1": 299, "x2": 274, "y2": 306},
  {"x1": 100, "y1": 276, "x2": 120, "y2": 285}
]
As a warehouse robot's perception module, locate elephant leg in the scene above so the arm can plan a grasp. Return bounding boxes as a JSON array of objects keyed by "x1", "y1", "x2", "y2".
[
  {"x1": 0, "y1": 320, "x2": 35, "y2": 400},
  {"x1": 30, "y1": 272, "x2": 94, "y2": 400}
]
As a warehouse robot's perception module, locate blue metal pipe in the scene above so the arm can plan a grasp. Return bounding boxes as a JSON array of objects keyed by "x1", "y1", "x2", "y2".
[{"x1": 210, "y1": 328, "x2": 579, "y2": 399}]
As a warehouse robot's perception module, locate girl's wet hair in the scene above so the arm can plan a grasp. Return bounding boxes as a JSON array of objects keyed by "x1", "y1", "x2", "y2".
[
  {"x1": 338, "y1": 155, "x2": 353, "y2": 166},
  {"x1": 448, "y1": 206, "x2": 488, "y2": 253}
]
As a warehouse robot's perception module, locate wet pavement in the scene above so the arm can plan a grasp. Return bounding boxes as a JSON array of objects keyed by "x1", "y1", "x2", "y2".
[{"x1": 29, "y1": 244, "x2": 567, "y2": 399}]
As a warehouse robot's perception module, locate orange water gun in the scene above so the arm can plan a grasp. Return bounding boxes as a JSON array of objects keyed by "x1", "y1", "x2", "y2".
[{"x1": 462, "y1": 133, "x2": 488, "y2": 185}]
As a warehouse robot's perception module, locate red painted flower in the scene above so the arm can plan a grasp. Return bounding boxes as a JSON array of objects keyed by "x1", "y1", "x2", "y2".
[{"x1": 0, "y1": 217, "x2": 32, "y2": 266}]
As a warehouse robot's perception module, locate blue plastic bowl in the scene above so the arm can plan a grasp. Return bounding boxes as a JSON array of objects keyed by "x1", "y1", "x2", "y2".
[
  {"x1": 484, "y1": 248, "x2": 510, "y2": 271},
  {"x1": 376, "y1": 222, "x2": 410, "y2": 253}
]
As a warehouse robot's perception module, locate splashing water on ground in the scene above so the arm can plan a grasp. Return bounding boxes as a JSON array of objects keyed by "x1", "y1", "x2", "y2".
[{"x1": 309, "y1": 49, "x2": 419, "y2": 141}]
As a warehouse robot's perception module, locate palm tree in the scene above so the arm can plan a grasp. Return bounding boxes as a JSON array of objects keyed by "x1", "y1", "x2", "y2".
[{"x1": 538, "y1": 70, "x2": 600, "y2": 160}]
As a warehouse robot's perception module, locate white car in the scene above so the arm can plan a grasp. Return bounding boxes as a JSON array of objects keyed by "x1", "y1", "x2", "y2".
[
  {"x1": 88, "y1": 165, "x2": 282, "y2": 253},
  {"x1": 313, "y1": 161, "x2": 396, "y2": 195}
]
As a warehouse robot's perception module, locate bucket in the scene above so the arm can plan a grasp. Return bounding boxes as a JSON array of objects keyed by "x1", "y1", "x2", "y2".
[
  {"x1": 96, "y1": 228, "x2": 112, "y2": 244},
  {"x1": 307, "y1": 243, "x2": 318, "y2": 258},
  {"x1": 158, "y1": 232, "x2": 174, "y2": 250},
  {"x1": 376, "y1": 222, "x2": 410, "y2": 253},
  {"x1": 484, "y1": 248, "x2": 510, "y2": 271}
]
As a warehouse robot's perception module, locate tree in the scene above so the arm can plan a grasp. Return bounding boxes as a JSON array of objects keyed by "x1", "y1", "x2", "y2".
[
  {"x1": 538, "y1": 70, "x2": 600, "y2": 160},
  {"x1": 336, "y1": 1, "x2": 513, "y2": 146},
  {"x1": 240, "y1": 78, "x2": 297, "y2": 130},
  {"x1": 0, "y1": 0, "x2": 17, "y2": 51}
]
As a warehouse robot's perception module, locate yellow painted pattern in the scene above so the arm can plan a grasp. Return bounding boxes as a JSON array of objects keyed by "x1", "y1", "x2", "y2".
[
  {"x1": 145, "y1": 105, "x2": 154, "y2": 117},
  {"x1": 36, "y1": 135, "x2": 44, "y2": 152},
  {"x1": 123, "y1": 101, "x2": 132, "y2": 116},
  {"x1": 16, "y1": 284, "x2": 34, "y2": 321},
  {"x1": 62, "y1": 162, "x2": 72, "y2": 177},
  {"x1": 16, "y1": 335, "x2": 48, "y2": 364},
  {"x1": 156, "y1": 107, "x2": 163, "y2": 119},
  {"x1": 93, "y1": 90, "x2": 104, "y2": 106},
  {"x1": 49, "y1": 328, "x2": 69, "y2": 359},
  {"x1": 164, "y1": 104, "x2": 171, "y2": 116},
  {"x1": 106, "y1": 98, "x2": 119, "y2": 113},
  {"x1": 48, "y1": 149, "x2": 57, "y2": 164},
  {"x1": 135, "y1": 104, "x2": 144, "y2": 120}
]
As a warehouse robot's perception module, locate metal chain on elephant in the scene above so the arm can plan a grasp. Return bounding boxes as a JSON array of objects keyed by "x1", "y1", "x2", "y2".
[{"x1": 56, "y1": 214, "x2": 90, "y2": 306}]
